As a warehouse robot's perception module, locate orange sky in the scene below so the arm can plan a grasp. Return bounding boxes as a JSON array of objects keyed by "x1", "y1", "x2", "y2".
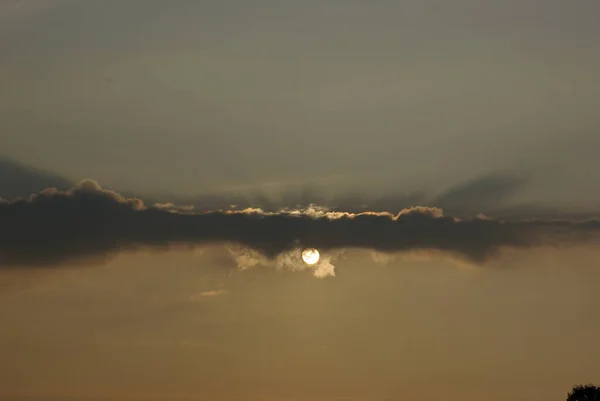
[{"x1": 0, "y1": 247, "x2": 599, "y2": 401}]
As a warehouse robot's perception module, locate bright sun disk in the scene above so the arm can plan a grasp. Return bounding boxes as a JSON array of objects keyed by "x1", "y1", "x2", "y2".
[{"x1": 301, "y1": 248, "x2": 320, "y2": 265}]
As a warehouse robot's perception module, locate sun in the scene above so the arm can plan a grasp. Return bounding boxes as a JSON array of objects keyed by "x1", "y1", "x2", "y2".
[{"x1": 301, "y1": 248, "x2": 320, "y2": 265}]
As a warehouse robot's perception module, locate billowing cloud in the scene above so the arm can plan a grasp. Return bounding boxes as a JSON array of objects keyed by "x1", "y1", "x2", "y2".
[
  {"x1": 227, "y1": 246, "x2": 339, "y2": 278},
  {"x1": 1, "y1": 180, "x2": 600, "y2": 269},
  {"x1": 2, "y1": 157, "x2": 597, "y2": 222}
]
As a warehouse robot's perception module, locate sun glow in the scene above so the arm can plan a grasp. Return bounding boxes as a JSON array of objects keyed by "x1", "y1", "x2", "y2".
[{"x1": 301, "y1": 248, "x2": 320, "y2": 265}]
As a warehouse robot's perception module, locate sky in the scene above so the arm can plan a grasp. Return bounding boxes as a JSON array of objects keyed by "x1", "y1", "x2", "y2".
[{"x1": 1, "y1": 1, "x2": 600, "y2": 400}]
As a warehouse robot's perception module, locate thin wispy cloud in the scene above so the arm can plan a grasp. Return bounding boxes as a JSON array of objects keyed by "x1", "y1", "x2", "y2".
[{"x1": 190, "y1": 290, "x2": 229, "y2": 300}]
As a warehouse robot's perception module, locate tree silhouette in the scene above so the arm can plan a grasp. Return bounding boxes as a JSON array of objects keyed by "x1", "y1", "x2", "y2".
[{"x1": 567, "y1": 384, "x2": 600, "y2": 401}]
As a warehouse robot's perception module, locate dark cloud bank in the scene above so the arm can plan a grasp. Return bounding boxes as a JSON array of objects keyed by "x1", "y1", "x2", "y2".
[{"x1": 1, "y1": 180, "x2": 599, "y2": 268}]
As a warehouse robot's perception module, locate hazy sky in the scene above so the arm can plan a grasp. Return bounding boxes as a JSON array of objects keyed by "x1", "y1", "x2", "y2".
[
  {"x1": 2, "y1": 0, "x2": 600, "y2": 200},
  {"x1": 1, "y1": 1, "x2": 600, "y2": 401}
]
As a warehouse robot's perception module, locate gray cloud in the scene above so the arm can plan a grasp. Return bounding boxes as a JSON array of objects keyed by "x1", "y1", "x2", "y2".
[
  {"x1": 156, "y1": 173, "x2": 596, "y2": 221},
  {"x1": 432, "y1": 174, "x2": 527, "y2": 216},
  {"x1": 0, "y1": 156, "x2": 73, "y2": 199},
  {"x1": 2, "y1": 157, "x2": 597, "y2": 221},
  {"x1": 1, "y1": 180, "x2": 600, "y2": 268}
]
